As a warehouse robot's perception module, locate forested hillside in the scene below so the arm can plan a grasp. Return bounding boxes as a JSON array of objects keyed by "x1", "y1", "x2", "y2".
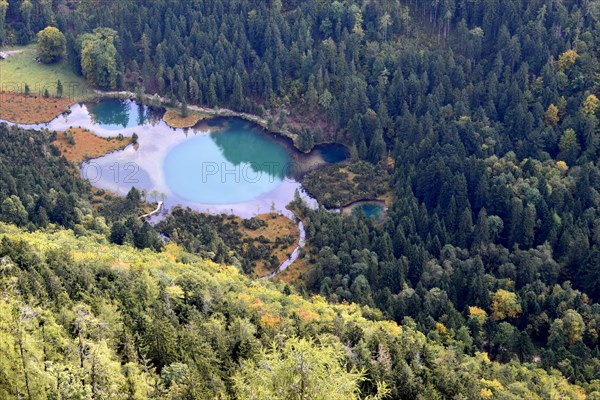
[
  {"x1": 0, "y1": 224, "x2": 592, "y2": 399},
  {"x1": 2, "y1": 0, "x2": 600, "y2": 395},
  {"x1": 0, "y1": 124, "x2": 91, "y2": 229}
]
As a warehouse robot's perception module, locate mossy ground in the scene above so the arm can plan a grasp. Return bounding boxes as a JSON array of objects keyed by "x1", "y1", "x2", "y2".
[
  {"x1": 163, "y1": 108, "x2": 209, "y2": 129},
  {"x1": 52, "y1": 127, "x2": 132, "y2": 164},
  {"x1": 239, "y1": 213, "x2": 298, "y2": 278},
  {"x1": 0, "y1": 92, "x2": 72, "y2": 123}
]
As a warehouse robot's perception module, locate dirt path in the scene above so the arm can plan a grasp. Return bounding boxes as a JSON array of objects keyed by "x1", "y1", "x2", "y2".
[
  {"x1": 1, "y1": 49, "x2": 25, "y2": 56},
  {"x1": 3, "y1": 50, "x2": 24, "y2": 56}
]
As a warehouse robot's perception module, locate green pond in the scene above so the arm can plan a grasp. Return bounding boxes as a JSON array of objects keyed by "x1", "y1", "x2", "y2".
[
  {"x1": 357, "y1": 203, "x2": 384, "y2": 219},
  {"x1": 346, "y1": 200, "x2": 386, "y2": 222}
]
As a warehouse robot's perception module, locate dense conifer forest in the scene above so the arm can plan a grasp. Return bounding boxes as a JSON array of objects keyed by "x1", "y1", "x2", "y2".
[{"x1": 2, "y1": 0, "x2": 600, "y2": 397}]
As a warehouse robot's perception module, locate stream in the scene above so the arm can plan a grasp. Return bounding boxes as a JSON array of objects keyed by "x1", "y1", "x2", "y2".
[{"x1": 262, "y1": 219, "x2": 306, "y2": 279}]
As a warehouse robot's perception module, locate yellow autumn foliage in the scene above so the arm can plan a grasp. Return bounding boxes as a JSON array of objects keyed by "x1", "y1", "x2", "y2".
[
  {"x1": 556, "y1": 160, "x2": 569, "y2": 172},
  {"x1": 469, "y1": 306, "x2": 488, "y2": 323},
  {"x1": 0, "y1": 222, "x2": 590, "y2": 399},
  {"x1": 491, "y1": 289, "x2": 522, "y2": 320},
  {"x1": 558, "y1": 49, "x2": 579, "y2": 71},
  {"x1": 583, "y1": 94, "x2": 599, "y2": 115},
  {"x1": 545, "y1": 103, "x2": 559, "y2": 125}
]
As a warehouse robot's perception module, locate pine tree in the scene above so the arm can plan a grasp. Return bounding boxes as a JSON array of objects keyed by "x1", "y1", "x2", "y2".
[
  {"x1": 110, "y1": 221, "x2": 127, "y2": 245},
  {"x1": 368, "y1": 129, "x2": 386, "y2": 164},
  {"x1": 56, "y1": 80, "x2": 63, "y2": 98},
  {"x1": 299, "y1": 127, "x2": 314, "y2": 152},
  {"x1": 0, "y1": 0, "x2": 7, "y2": 46},
  {"x1": 135, "y1": 85, "x2": 144, "y2": 104},
  {"x1": 181, "y1": 99, "x2": 189, "y2": 118}
]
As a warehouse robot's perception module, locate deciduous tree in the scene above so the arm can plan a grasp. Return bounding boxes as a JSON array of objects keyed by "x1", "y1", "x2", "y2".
[
  {"x1": 490, "y1": 289, "x2": 522, "y2": 321},
  {"x1": 37, "y1": 26, "x2": 66, "y2": 63},
  {"x1": 80, "y1": 28, "x2": 118, "y2": 90},
  {"x1": 233, "y1": 338, "x2": 388, "y2": 400}
]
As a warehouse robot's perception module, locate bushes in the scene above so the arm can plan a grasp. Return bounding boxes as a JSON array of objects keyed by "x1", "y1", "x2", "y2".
[
  {"x1": 242, "y1": 217, "x2": 267, "y2": 230},
  {"x1": 301, "y1": 161, "x2": 389, "y2": 208}
]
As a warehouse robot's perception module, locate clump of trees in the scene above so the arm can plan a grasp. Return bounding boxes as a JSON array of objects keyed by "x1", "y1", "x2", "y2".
[
  {"x1": 156, "y1": 207, "x2": 288, "y2": 274},
  {"x1": 36, "y1": 26, "x2": 66, "y2": 63},
  {"x1": 0, "y1": 124, "x2": 89, "y2": 230},
  {"x1": 302, "y1": 161, "x2": 389, "y2": 208},
  {"x1": 80, "y1": 28, "x2": 118, "y2": 89},
  {"x1": 233, "y1": 338, "x2": 380, "y2": 400}
]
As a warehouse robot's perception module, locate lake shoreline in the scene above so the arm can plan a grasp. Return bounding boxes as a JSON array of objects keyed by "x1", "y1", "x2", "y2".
[
  {"x1": 0, "y1": 88, "x2": 347, "y2": 157},
  {"x1": 80, "y1": 94, "x2": 352, "y2": 182},
  {"x1": 1, "y1": 98, "x2": 345, "y2": 220},
  {"x1": 91, "y1": 90, "x2": 343, "y2": 155}
]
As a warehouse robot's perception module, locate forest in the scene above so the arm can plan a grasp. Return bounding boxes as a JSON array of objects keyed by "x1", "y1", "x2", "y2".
[
  {"x1": 0, "y1": 224, "x2": 592, "y2": 399},
  {"x1": 1, "y1": 0, "x2": 600, "y2": 397}
]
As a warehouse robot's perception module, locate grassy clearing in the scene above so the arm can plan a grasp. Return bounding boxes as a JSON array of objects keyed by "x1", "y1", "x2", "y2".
[
  {"x1": 0, "y1": 45, "x2": 92, "y2": 101},
  {"x1": 163, "y1": 108, "x2": 209, "y2": 129}
]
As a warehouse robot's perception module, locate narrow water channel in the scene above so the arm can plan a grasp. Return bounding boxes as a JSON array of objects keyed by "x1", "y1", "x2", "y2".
[{"x1": 262, "y1": 219, "x2": 306, "y2": 279}]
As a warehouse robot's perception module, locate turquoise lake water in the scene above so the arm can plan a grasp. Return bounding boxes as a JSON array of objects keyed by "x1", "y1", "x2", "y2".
[
  {"x1": 86, "y1": 99, "x2": 156, "y2": 130},
  {"x1": 358, "y1": 203, "x2": 384, "y2": 219},
  {"x1": 163, "y1": 120, "x2": 291, "y2": 204},
  {"x1": 2, "y1": 98, "x2": 348, "y2": 217},
  {"x1": 347, "y1": 201, "x2": 385, "y2": 222}
]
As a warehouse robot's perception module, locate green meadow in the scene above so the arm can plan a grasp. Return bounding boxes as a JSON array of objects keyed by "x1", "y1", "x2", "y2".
[{"x1": 0, "y1": 45, "x2": 92, "y2": 101}]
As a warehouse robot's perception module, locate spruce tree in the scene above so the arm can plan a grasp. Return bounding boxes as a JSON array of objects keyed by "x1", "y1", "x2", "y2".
[{"x1": 56, "y1": 80, "x2": 63, "y2": 98}]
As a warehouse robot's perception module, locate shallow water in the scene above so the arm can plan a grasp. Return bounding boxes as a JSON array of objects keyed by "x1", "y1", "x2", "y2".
[
  {"x1": 359, "y1": 203, "x2": 383, "y2": 219},
  {"x1": 2, "y1": 98, "x2": 163, "y2": 136},
  {"x1": 163, "y1": 120, "x2": 291, "y2": 205},
  {"x1": 345, "y1": 200, "x2": 386, "y2": 222},
  {"x1": 2, "y1": 98, "x2": 349, "y2": 218}
]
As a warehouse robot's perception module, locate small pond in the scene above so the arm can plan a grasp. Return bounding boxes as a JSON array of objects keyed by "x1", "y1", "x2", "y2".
[{"x1": 343, "y1": 200, "x2": 386, "y2": 223}]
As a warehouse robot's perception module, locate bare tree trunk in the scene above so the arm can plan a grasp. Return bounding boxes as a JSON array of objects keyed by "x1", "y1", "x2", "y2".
[
  {"x1": 91, "y1": 355, "x2": 98, "y2": 400},
  {"x1": 78, "y1": 330, "x2": 85, "y2": 369},
  {"x1": 18, "y1": 329, "x2": 32, "y2": 400},
  {"x1": 41, "y1": 319, "x2": 48, "y2": 372},
  {"x1": 76, "y1": 320, "x2": 86, "y2": 388}
]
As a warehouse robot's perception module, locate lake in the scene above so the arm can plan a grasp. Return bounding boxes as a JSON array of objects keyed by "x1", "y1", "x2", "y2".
[{"x1": 7, "y1": 98, "x2": 348, "y2": 217}]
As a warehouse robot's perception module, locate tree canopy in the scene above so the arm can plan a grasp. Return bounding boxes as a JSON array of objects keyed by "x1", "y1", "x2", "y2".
[
  {"x1": 80, "y1": 28, "x2": 118, "y2": 90},
  {"x1": 3, "y1": 0, "x2": 600, "y2": 394},
  {"x1": 36, "y1": 26, "x2": 66, "y2": 63}
]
